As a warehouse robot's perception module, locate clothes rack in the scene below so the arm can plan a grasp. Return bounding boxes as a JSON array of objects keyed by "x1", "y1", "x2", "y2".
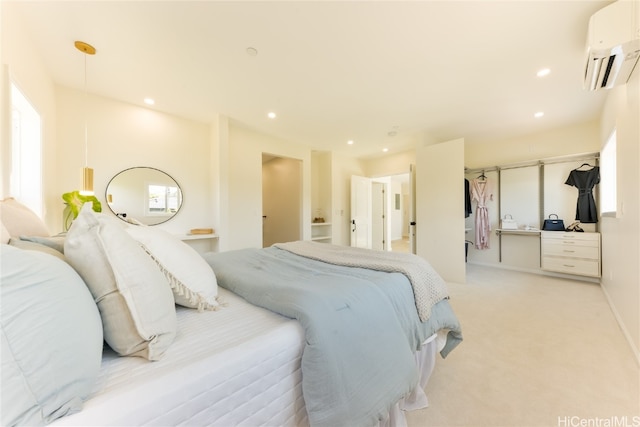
[
  {"x1": 575, "y1": 163, "x2": 594, "y2": 170},
  {"x1": 464, "y1": 152, "x2": 599, "y2": 176}
]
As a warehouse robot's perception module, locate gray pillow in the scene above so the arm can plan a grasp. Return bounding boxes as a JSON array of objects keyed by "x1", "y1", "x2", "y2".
[
  {"x1": 20, "y1": 234, "x2": 65, "y2": 253},
  {"x1": 0, "y1": 244, "x2": 103, "y2": 426},
  {"x1": 9, "y1": 238, "x2": 66, "y2": 261}
]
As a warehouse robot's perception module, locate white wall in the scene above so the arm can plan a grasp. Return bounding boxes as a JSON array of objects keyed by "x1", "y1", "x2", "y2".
[
  {"x1": 54, "y1": 86, "x2": 212, "y2": 236},
  {"x1": 311, "y1": 151, "x2": 332, "y2": 224},
  {"x1": 219, "y1": 122, "x2": 311, "y2": 251},
  {"x1": 329, "y1": 155, "x2": 366, "y2": 246},
  {"x1": 364, "y1": 150, "x2": 415, "y2": 178},
  {"x1": 416, "y1": 138, "x2": 466, "y2": 283},
  {"x1": 2, "y1": 3, "x2": 215, "y2": 237},
  {"x1": 465, "y1": 120, "x2": 601, "y2": 168},
  {"x1": 599, "y1": 71, "x2": 640, "y2": 364},
  {"x1": 1, "y1": 2, "x2": 58, "y2": 229}
]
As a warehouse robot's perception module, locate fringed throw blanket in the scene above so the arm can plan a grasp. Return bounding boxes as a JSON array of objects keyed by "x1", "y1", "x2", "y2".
[{"x1": 274, "y1": 241, "x2": 449, "y2": 321}]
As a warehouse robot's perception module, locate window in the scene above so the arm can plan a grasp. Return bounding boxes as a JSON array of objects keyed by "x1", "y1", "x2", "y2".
[
  {"x1": 147, "y1": 184, "x2": 180, "y2": 215},
  {"x1": 600, "y1": 129, "x2": 617, "y2": 216},
  {"x1": 11, "y1": 82, "x2": 42, "y2": 216}
]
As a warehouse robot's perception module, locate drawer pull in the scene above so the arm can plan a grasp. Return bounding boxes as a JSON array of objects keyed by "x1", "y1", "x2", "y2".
[
  {"x1": 563, "y1": 241, "x2": 576, "y2": 244},
  {"x1": 563, "y1": 250, "x2": 576, "y2": 253},
  {"x1": 563, "y1": 264, "x2": 575, "y2": 268}
]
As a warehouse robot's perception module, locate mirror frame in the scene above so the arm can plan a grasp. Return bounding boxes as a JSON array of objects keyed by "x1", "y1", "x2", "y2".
[{"x1": 105, "y1": 166, "x2": 183, "y2": 225}]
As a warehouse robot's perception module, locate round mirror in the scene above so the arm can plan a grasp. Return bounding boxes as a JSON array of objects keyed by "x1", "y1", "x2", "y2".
[{"x1": 105, "y1": 167, "x2": 183, "y2": 225}]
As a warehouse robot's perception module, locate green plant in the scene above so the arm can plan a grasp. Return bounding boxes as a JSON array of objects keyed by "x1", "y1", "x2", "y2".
[{"x1": 62, "y1": 190, "x2": 102, "y2": 230}]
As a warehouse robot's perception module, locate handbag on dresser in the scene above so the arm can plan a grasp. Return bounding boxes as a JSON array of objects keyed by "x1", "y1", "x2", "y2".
[
  {"x1": 500, "y1": 214, "x2": 518, "y2": 230},
  {"x1": 542, "y1": 214, "x2": 565, "y2": 231}
]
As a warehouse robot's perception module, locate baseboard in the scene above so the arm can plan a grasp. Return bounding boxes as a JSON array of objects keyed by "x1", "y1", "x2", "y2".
[{"x1": 600, "y1": 284, "x2": 640, "y2": 367}]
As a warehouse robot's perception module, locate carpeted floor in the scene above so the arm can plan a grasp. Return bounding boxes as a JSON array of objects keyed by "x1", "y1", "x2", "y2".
[
  {"x1": 406, "y1": 264, "x2": 640, "y2": 427},
  {"x1": 391, "y1": 237, "x2": 411, "y2": 253}
]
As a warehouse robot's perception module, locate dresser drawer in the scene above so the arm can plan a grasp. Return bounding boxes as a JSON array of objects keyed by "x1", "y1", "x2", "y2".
[
  {"x1": 542, "y1": 256, "x2": 600, "y2": 277},
  {"x1": 541, "y1": 231, "x2": 600, "y2": 244},
  {"x1": 542, "y1": 241, "x2": 600, "y2": 259}
]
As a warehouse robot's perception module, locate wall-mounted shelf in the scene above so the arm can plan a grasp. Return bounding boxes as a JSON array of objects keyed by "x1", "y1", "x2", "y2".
[
  {"x1": 495, "y1": 229, "x2": 541, "y2": 236},
  {"x1": 176, "y1": 233, "x2": 219, "y2": 254},
  {"x1": 177, "y1": 233, "x2": 219, "y2": 241},
  {"x1": 311, "y1": 223, "x2": 332, "y2": 242}
]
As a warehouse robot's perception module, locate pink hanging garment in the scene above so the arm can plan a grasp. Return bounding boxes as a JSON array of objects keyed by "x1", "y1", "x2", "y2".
[{"x1": 471, "y1": 178, "x2": 493, "y2": 250}]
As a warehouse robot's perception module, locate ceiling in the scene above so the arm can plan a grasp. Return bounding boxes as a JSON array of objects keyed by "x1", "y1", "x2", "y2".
[{"x1": 11, "y1": 0, "x2": 612, "y2": 159}]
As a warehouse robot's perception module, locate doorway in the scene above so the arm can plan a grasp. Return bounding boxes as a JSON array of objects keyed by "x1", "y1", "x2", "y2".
[
  {"x1": 351, "y1": 172, "x2": 412, "y2": 253},
  {"x1": 371, "y1": 181, "x2": 387, "y2": 250},
  {"x1": 388, "y1": 173, "x2": 411, "y2": 253},
  {"x1": 262, "y1": 154, "x2": 302, "y2": 247}
]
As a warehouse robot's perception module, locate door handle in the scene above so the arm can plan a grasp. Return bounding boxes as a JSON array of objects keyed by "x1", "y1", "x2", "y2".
[{"x1": 352, "y1": 219, "x2": 356, "y2": 232}]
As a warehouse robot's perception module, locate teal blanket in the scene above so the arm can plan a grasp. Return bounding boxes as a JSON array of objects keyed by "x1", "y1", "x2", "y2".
[{"x1": 203, "y1": 246, "x2": 462, "y2": 427}]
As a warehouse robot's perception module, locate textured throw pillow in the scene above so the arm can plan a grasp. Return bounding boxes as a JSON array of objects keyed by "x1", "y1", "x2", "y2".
[
  {"x1": 126, "y1": 225, "x2": 220, "y2": 311},
  {"x1": 0, "y1": 244, "x2": 103, "y2": 426},
  {"x1": 64, "y1": 204, "x2": 177, "y2": 360},
  {"x1": 0, "y1": 197, "x2": 50, "y2": 237}
]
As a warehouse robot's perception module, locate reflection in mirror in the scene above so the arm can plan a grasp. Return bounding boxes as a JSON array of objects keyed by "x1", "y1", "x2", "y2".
[{"x1": 106, "y1": 167, "x2": 183, "y2": 225}]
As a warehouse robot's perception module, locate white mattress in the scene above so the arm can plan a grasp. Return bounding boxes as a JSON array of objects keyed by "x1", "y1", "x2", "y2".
[
  {"x1": 53, "y1": 287, "x2": 440, "y2": 427},
  {"x1": 53, "y1": 288, "x2": 308, "y2": 426}
]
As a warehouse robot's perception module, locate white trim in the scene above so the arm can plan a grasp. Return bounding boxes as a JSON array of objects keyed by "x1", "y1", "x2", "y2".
[{"x1": 600, "y1": 283, "x2": 640, "y2": 367}]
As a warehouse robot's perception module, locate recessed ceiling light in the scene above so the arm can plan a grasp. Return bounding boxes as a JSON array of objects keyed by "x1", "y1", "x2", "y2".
[
  {"x1": 382, "y1": 148, "x2": 389, "y2": 152},
  {"x1": 534, "y1": 111, "x2": 544, "y2": 118},
  {"x1": 246, "y1": 47, "x2": 258, "y2": 57},
  {"x1": 144, "y1": 98, "x2": 155, "y2": 105},
  {"x1": 536, "y1": 68, "x2": 551, "y2": 77},
  {"x1": 267, "y1": 112, "x2": 276, "y2": 119},
  {"x1": 347, "y1": 140, "x2": 354, "y2": 145}
]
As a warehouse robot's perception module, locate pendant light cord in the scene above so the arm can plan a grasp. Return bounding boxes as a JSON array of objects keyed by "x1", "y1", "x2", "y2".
[{"x1": 83, "y1": 50, "x2": 88, "y2": 168}]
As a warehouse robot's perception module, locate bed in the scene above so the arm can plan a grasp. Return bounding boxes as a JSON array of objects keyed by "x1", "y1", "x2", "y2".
[{"x1": 0, "y1": 199, "x2": 462, "y2": 427}]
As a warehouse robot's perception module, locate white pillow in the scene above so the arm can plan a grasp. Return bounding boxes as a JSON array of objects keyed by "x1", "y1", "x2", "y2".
[
  {"x1": 64, "y1": 204, "x2": 177, "y2": 360},
  {"x1": 126, "y1": 225, "x2": 220, "y2": 311},
  {"x1": 1, "y1": 244, "x2": 103, "y2": 426},
  {"x1": 0, "y1": 197, "x2": 50, "y2": 238}
]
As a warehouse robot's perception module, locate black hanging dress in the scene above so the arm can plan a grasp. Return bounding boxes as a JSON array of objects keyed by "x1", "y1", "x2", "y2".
[{"x1": 565, "y1": 166, "x2": 600, "y2": 223}]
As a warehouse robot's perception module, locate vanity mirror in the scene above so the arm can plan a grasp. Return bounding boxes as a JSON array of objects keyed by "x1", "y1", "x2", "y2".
[{"x1": 105, "y1": 167, "x2": 183, "y2": 225}]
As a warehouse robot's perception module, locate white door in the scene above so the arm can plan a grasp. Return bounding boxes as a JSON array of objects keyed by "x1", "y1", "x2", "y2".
[
  {"x1": 371, "y1": 182, "x2": 386, "y2": 250},
  {"x1": 350, "y1": 175, "x2": 371, "y2": 248}
]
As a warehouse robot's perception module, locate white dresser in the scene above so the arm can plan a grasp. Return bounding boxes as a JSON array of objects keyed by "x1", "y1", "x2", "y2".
[{"x1": 541, "y1": 231, "x2": 601, "y2": 278}]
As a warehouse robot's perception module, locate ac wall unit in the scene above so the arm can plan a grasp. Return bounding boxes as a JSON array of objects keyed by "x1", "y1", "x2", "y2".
[{"x1": 584, "y1": 0, "x2": 640, "y2": 90}]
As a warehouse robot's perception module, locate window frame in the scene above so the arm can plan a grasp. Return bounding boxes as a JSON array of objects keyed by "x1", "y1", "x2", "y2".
[{"x1": 599, "y1": 128, "x2": 617, "y2": 218}]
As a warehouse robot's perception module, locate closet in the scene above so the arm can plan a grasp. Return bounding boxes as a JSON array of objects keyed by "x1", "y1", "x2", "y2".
[{"x1": 465, "y1": 153, "x2": 600, "y2": 280}]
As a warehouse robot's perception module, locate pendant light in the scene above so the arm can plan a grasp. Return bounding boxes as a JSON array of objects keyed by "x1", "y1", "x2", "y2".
[{"x1": 75, "y1": 41, "x2": 96, "y2": 196}]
